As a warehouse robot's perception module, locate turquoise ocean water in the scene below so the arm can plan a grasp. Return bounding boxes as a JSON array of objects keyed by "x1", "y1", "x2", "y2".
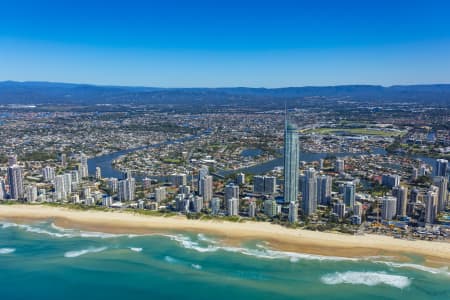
[{"x1": 0, "y1": 220, "x2": 449, "y2": 300}]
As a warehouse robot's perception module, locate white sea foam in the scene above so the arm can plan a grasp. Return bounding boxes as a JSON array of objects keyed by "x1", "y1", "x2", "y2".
[
  {"x1": 321, "y1": 271, "x2": 411, "y2": 289},
  {"x1": 197, "y1": 233, "x2": 217, "y2": 244},
  {"x1": 1, "y1": 221, "x2": 138, "y2": 239},
  {"x1": 191, "y1": 264, "x2": 202, "y2": 270},
  {"x1": 376, "y1": 261, "x2": 450, "y2": 276},
  {"x1": 0, "y1": 248, "x2": 16, "y2": 254},
  {"x1": 164, "y1": 234, "x2": 219, "y2": 253},
  {"x1": 164, "y1": 234, "x2": 357, "y2": 262},
  {"x1": 129, "y1": 247, "x2": 143, "y2": 252},
  {"x1": 64, "y1": 247, "x2": 107, "y2": 258},
  {"x1": 1, "y1": 222, "x2": 73, "y2": 238},
  {"x1": 164, "y1": 256, "x2": 178, "y2": 263}
]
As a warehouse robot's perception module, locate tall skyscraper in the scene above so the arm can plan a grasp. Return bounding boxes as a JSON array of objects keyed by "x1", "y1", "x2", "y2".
[
  {"x1": 433, "y1": 176, "x2": 448, "y2": 212},
  {"x1": 118, "y1": 178, "x2": 135, "y2": 201},
  {"x1": 54, "y1": 175, "x2": 68, "y2": 200},
  {"x1": 200, "y1": 175, "x2": 213, "y2": 203},
  {"x1": 7, "y1": 165, "x2": 24, "y2": 200},
  {"x1": 0, "y1": 179, "x2": 6, "y2": 200},
  {"x1": 235, "y1": 173, "x2": 246, "y2": 185},
  {"x1": 253, "y1": 176, "x2": 265, "y2": 193},
  {"x1": 265, "y1": 176, "x2": 277, "y2": 194},
  {"x1": 396, "y1": 186, "x2": 408, "y2": 217},
  {"x1": 343, "y1": 183, "x2": 355, "y2": 208},
  {"x1": 284, "y1": 119, "x2": 299, "y2": 204},
  {"x1": 382, "y1": 174, "x2": 401, "y2": 188},
  {"x1": 301, "y1": 168, "x2": 317, "y2": 216},
  {"x1": 42, "y1": 166, "x2": 56, "y2": 182},
  {"x1": 264, "y1": 199, "x2": 277, "y2": 217},
  {"x1": 382, "y1": 196, "x2": 397, "y2": 220},
  {"x1": 253, "y1": 176, "x2": 276, "y2": 195},
  {"x1": 248, "y1": 200, "x2": 257, "y2": 218},
  {"x1": 192, "y1": 196, "x2": 203, "y2": 213},
  {"x1": 211, "y1": 197, "x2": 221, "y2": 215},
  {"x1": 171, "y1": 173, "x2": 187, "y2": 187},
  {"x1": 434, "y1": 159, "x2": 448, "y2": 177},
  {"x1": 333, "y1": 201, "x2": 346, "y2": 219},
  {"x1": 317, "y1": 175, "x2": 332, "y2": 205},
  {"x1": 197, "y1": 165, "x2": 209, "y2": 194},
  {"x1": 288, "y1": 201, "x2": 298, "y2": 223},
  {"x1": 155, "y1": 187, "x2": 167, "y2": 202},
  {"x1": 106, "y1": 177, "x2": 118, "y2": 193},
  {"x1": 79, "y1": 153, "x2": 89, "y2": 178},
  {"x1": 425, "y1": 189, "x2": 438, "y2": 224},
  {"x1": 25, "y1": 185, "x2": 38, "y2": 202},
  {"x1": 225, "y1": 183, "x2": 239, "y2": 201},
  {"x1": 95, "y1": 167, "x2": 102, "y2": 180},
  {"x1": 227, "y1": 197, "x2": 239, "y2": 216}
]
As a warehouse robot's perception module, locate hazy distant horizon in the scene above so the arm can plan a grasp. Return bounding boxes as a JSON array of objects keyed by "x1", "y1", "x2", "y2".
[{"x1": 2, "y1": 79, "x2": 450, "y2": 90}]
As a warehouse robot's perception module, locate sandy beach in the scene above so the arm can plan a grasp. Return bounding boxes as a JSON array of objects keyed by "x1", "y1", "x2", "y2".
[{"x1": 1, "y1": 204, "x2": 449, "y2": 266}]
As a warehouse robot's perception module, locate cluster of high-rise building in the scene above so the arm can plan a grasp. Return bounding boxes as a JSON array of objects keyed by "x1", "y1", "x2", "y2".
[
  {"x1": 379, "y1": 159, "x2": 448, "y2": 225},
  {"x1": 253, "y1": 175, "x2": 276, "y2": 194},
  {"x1": 1, "y1": 113, "x2": 448, "y2": 233}
]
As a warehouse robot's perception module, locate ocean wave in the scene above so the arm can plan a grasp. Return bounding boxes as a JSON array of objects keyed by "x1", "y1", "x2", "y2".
[
  {"x1": 164, "y1": 234, "x2": 219, "y2": 253},
  {"x1": 377, "y1": 261, "x2": 450, "y2": 276},
  {"x1": 191, "y1": 264, "x2": 202, "y2": 270},
  {"x1": 321, "y1": 271, "x2": 411, "y2": 289},
  {"x1": 197, "y1": 233, "x2": 218, "y2": 244},
  {"x1": 164, "y1": 256, "x2": 179, "y2": 263},
  {"x1": 129, "y1": 247, "x2": 143, "y2": 252},
  {"x1": 0, "y1": 248, "x2": 16, "y2": 254},
  {"x1": 64, "y1": 247, "x2": 108, "y2": 258},
  {"x1": 2, "y1": 222, "x2": 74, "y2": 238},
  {"x1": 164, "y1": 234, "x2": 357, "y2": 262},
  {"x1": 1, "y1": 221, "x2": 138, "y2": 239}
]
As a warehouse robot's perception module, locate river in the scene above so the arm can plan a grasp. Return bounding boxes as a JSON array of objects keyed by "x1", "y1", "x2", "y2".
[{"x1": 89, "y1": 141, "x2": 436, "y2": 180}]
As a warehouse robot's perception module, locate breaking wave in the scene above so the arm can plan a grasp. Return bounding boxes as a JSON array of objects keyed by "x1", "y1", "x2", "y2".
[
  {"x1": 165, "y1": 234, "x2": 357, "y2": 262},
  {"x1": 64, "y1": 247, "x2": 108, "y2": 258},
  {"x1": 163, "y1": 234, "x2": 450, "y2": 277},
  {"x1": 2, "y1": 221, "x2": 449, "y2": 278},
  {"x1": 376, "y1": 261, "x2": 450, "y2": 276},
  {"x1": 164, "y1": 256, "x2": 178, "y2": 264},
  {"x1": 321, "y1": 271, "x2": 411, "y2": 289},
  {"x1": 0, "y1": 248, "x2": 16, "y2": 254},
  {"x1": 1, "y1": 221, "x2": 138, "y2": 239},
  {"x1": 129, "y1": 247, "x2": 143, "y2": 252}
]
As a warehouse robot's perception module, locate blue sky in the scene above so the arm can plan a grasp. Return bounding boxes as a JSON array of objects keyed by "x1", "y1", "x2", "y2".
[{"x1": 0, "y1": 0, "x2": 450, "y2": 87}]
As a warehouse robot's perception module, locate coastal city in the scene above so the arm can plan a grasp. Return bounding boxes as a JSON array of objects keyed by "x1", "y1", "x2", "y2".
[
  {"x1": 3, "y1": 1, "x2": 450, "y2": 299},
  {"x1": 1, "y1": 99, "x2": 449, "y2": 241}
]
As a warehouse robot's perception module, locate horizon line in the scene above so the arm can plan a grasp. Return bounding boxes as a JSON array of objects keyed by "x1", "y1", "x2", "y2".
[{"x1": 2, "y1": 80, "x2": 450, "y2": 90}]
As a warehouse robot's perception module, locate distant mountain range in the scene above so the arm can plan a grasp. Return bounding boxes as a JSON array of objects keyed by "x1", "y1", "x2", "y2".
[{"x1": 1, "y1": 81, "x2": 449, "y2": 105}]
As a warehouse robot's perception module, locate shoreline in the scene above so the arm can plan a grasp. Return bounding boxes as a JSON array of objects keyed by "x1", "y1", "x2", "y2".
[{"x1": 1, "y1": 204, "x2": 449, "y2": 267}]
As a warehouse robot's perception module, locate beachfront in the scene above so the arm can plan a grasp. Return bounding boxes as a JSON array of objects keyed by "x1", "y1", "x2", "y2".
[{"x1": 0, "y1": 205, "x2": 449, "y2": 266}]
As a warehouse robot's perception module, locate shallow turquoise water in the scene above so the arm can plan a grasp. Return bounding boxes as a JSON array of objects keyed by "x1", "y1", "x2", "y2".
[{"x1": 0, "y1": 220, "x2": 449, "y2": 300}]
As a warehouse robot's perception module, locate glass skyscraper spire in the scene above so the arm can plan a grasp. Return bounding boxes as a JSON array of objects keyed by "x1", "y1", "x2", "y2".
[{"x1": 283, "y1": 115, "x2": 299, "y2": 204}]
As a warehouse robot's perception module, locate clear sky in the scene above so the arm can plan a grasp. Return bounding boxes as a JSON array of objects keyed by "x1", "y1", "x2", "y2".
[{"x1": 1, "y1": 0, "x2": 450, "y2": 87}]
